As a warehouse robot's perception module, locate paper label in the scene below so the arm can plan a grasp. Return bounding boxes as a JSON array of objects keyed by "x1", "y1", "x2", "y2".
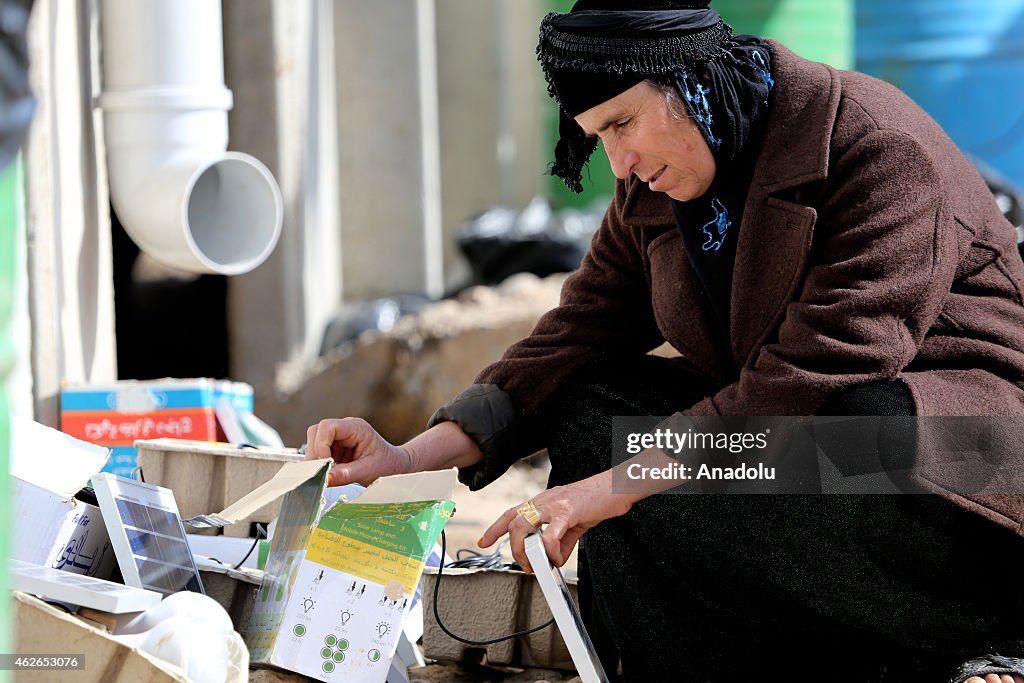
[{"x1": 307, "y1": 500, "x2": 452, "y2": 594}]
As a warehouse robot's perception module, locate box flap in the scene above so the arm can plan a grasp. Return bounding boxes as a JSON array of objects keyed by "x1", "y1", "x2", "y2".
[
  {"x1": 212, "y1": 458, "x2": 330, "y2": 525},
  {"x1": 135, "y1": 438, "x2": 301, "y2": 461},
  {"x1": 353, "y1": 468, "x2": 458, "y2": 505},
  {"x1": 10, "y1": 414, "x2": 110, "y2": 497}
]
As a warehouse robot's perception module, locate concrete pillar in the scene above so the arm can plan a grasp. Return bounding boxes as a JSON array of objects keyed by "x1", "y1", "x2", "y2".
[
  {"x1": 225, "y1": 0, "x2": 549, "y2": 389},
  {"x1": 333, "y1": 0, "x2": 444, "y2": 301},
  {"x1": 435, "y1": 0, "x2": 545, "y2": 279},
  {"x1": 23, "y1": 0, "x2": 117, "y2": 426},
  {"x1": 224, "y1": 0, "x2": 342, "y2": 387}
]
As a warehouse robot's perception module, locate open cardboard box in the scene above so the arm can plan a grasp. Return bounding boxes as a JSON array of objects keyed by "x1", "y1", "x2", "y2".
[
  {"x1": 9, "y1": 415, "x2": 116, "y2": 580},
  {"x1": 13, "y1": 592, "x2": 191, "y2": 683},
  {"x1": 136, "y1": 438, "x2": 305, "y2": 538},
  {"x1": 229, "y1": 459, "x2": 457, "y2": 682}
]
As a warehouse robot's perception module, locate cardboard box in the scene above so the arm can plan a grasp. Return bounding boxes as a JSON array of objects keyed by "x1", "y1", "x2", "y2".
[
  {"x1": 420, "y1": 567, "x2": 578, "y2": 670},
  {"x1": 246, "y1": 462, "x2": 457, "y2": 682},
  {"x1": 13, "y1": 592, "x2": 192, "y2": 683},
  {"x1": 197, "y1": 563, "x2": 262, "y2": 637},
  {"x1": 135, "y1": 438, "x2": 305, "y2": 538},
  {"x1": 12, "y1": 480, "x2": 116, "y2": 580},
  {"x1": 9, "y1": 416, "x2": 116, "y2": 580},
  {"x1": 60, "y1": 378, "x2": 253, "y2": 478}
]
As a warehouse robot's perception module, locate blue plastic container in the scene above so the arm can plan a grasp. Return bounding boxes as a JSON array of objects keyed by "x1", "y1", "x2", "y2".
[{"x1": 856, "y1": 0, "x2": 1024, "y2": 187}]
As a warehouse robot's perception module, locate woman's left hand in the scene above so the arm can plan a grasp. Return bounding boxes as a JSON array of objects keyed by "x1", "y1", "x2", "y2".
[{"x1": 478, "y1": 470, "x2": 633, "y2": 572}]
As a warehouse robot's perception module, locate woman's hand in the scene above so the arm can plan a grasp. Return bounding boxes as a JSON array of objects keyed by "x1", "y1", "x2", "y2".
[
  {"x1": 305, "y1": 417, "x2": 413, "y2": 487},
  {"x1": 305, "y1": 419, "x2": 485, "y2": 487},
  {"x1": 479, "y1": 470, "x2": 633, "y2": 572}
]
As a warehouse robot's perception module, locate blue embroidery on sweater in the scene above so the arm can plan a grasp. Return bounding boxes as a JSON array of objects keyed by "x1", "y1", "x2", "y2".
[{"x1": 701, "y1": 198, "x2": 731, "y2": 252}]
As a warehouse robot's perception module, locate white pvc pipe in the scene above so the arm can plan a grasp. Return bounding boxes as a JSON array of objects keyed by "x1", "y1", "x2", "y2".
[{"x1": 97, "y1": 0, "x2": 283, "y2": 275}]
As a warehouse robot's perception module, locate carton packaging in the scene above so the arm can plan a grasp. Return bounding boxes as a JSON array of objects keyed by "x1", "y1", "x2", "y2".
[
  {"x1": 196, "y1": 562, "x2": 263, "y2": 637},
  {"x1": 9, "y1": 416, "x2": 116, "y2": 580},
  {"x1": 246, "y1": 462, "x2": 457, "y2": 682},
  {"x1": 60, "y1": 378, "x2": 253, "y2": 477},
  {"x1": 12, "y1": 480, "x2": 116, "y2": 580},
  {"x1": 420, "y1": 567, "x2": 578, "y2": 670},
  {"x1": 135, "y1": 438, "x2": 305, "y2": 538},
  {"x1": 14, "y1": 592, "x2": 192, "y2": 683}
]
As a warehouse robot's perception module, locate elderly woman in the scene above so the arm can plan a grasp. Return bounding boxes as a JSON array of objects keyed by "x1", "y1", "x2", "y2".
[{"x1": 308, "y1": 1, "x2": 1024, "y2": 680}]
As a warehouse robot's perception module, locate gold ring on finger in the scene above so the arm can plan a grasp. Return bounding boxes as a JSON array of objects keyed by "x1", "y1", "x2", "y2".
[{"x1": 516, "y1": 501, "x2": 542, "y2": 529}]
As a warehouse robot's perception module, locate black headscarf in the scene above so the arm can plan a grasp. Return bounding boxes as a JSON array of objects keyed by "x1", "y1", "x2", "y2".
[
  {"x1": 538, "y1": 0, "x2": 773, "y2": 193},
  {"x1": 537, "y1": 0, "x2": 775, "y2": 367}
]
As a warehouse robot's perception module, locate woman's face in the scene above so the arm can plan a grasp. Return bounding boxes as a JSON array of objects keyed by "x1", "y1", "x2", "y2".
[{"x1": 574, "y1": 80, "x2": 716, "y2": 201}]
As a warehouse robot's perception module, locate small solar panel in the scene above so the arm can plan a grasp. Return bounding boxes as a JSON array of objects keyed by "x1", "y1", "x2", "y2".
[
  {"x1": 10, "y1": 559, "x2": 162, "y2": 613},
  {"x1": 92, "y1": 473, "x2": 204, "y2": 596},
  {"x1": 525, "y1": 532, "x2": 610, "y2": 683}
]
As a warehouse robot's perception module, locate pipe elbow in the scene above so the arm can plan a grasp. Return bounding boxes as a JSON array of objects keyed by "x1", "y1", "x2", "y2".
[
  {"x1": 107, "y1": 149, "x2": 282, "y2": 275},
  {"x1": 99, "y1": 0, "x2": 283, "y2": 276}
]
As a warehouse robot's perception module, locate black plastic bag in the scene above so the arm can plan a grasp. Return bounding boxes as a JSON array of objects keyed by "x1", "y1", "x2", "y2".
[
  {"x1": 970, "y1": 155, "x2": 1024, "y2": 256},
  {"x1": 455, "y1": 197, "x2": 602, "y2": 287},
  {"x1": 319, "y1": 293, "x2": 432, "y2": 355}
]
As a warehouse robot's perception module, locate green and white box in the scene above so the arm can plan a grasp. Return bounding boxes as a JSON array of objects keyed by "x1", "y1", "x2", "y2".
[{"x1": 247, "y1": 465, "x2": 456, "y2": 681}]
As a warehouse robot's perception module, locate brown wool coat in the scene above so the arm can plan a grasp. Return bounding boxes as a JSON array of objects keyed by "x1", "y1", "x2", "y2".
[{"x1": 444, "y1": 41, "x2": 1024, "y2": 533}]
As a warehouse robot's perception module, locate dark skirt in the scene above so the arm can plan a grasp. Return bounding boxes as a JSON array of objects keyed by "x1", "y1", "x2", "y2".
[{"x1": 537, "y1": 356, "x2": 1024, "y2": 683}]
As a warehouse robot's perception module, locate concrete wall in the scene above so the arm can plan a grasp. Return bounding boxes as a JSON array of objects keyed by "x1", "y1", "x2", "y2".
[
  {"x1": 225, "y1": 1, "x2": 550, "y2": 390},
  {"x1": 13, "y1": 0, "x2": 553, "y2": 427},
  {"x1": 224, "y1": 0, "x2": 343, "y2": 387},
  {"x1": 332, "y1": 0, "x2": 444, "y2": 302},
  {"x1": 435, "y1": 0, "x2": 546, "y2": 283},
  {"x1": 22, "y1": 0, "x2": 116, "y2": 425}
]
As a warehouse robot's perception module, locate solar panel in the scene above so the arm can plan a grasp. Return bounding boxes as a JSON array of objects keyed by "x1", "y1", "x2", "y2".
[
  {"x1": 92, "y1": 473, "x2": 204, "y2": 596},
  {"x1": 9, "y1": 559, "x2": 162, "y2": 613},
  {"x1": 524, "y1": 532, "x2": 610, "y2": 683}
]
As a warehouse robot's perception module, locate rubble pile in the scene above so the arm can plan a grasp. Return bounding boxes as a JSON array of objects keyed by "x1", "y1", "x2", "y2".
[{"x1": 262, "y1": 273, "x2": 568, "y2": 446}]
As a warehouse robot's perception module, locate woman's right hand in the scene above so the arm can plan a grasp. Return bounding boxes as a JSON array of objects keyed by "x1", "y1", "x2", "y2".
[{"x1": 305, "y1": 417, "x2": 413, "y2": 487}]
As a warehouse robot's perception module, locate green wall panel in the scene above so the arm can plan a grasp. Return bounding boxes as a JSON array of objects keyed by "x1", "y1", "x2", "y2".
[{"x1": 714, "y1": 0, "x2": 853, "y2": 69}]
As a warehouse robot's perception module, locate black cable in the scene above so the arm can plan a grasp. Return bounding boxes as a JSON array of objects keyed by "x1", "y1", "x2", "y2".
[
  {"x1": 447, "y1": 539, "x2": 517, "y2": 571},
  {"x1": 232, "y1": 523, "x2": 266, "y2": 570},
  {"x1": 431, "y1": 528, "x2": 554, "y2": 646},
  {"x1": 44, "y1": 600, "x2": 73, "y2": 613}
]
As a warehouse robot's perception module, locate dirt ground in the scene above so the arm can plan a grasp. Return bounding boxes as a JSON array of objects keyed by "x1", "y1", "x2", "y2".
[
  {"x1": 408, "y1": 662, "x2": 582, "y2": 683},
  {"x1": 251, "y1": 662, "x2": 581, "y2": 683}
]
